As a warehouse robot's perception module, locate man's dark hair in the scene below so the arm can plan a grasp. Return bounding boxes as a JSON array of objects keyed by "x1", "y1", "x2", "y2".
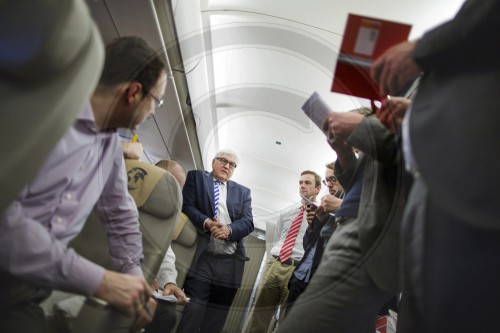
[
  {"x1": 326, "y1": 162, "x2": 335, "y2": 170},
  {"x1": 301, "y1": 170, "x2": 321, "y2": 188},
  {"x1": 99, "y1": 36, "x2": 165, "y2": 94}
]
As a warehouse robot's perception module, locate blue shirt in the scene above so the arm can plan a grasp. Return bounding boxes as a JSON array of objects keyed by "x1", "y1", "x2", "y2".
[
  {"x1": 335, "y1": 169, "x2": 363, "y2": 218},
  {"x1": 293, "y1": 243, "x2": 317, "y2": 282}
]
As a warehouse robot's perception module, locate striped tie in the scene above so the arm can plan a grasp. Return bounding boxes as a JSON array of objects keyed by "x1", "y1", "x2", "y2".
[
  {"x1": 213, "y1": 181, "x2": 222, "y2": 218},
  {"x1": 278, "y1": 206, "x2": 305, "y2": 263}
]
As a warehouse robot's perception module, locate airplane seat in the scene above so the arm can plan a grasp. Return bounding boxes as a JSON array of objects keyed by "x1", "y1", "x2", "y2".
[
  {"x1": 0, "y1": 0, "x2": 104, "y2": 213},
  {"x1": 45, "y1": 159, "x2": 182, "y2": 333},
  {"x1": 170, "y1": 212, "x2": 198, "y2": 289},
  {"x1": 123, "y1": 159, "x2": 183, "y2": 283},
  {"x1": 169, "y1": 212, "x2": 198, "y2": 333}
]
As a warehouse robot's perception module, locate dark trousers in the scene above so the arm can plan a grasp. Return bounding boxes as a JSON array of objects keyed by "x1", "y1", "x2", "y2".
[
  {"x1": 145, "y1": 302, "x2": 177, "y2": 333},
  {"x1": 422, "y1": 198, "x2": 500, "y2": 332},
  {"x1": 283, "y1": 275, "x2": 307, "y2": 318},
  {"x1": 400, "y1": 177, "x2": 500, "y2": 333},
  {"x1": 0, "y1": 272, "x2": 51, "y2": 333},
  {"x1": 278, "y1": 217, "x2": 394, "y2": 333},
  {"x1": 176, "y1": 254, "x2": 239, "y2": 333}
]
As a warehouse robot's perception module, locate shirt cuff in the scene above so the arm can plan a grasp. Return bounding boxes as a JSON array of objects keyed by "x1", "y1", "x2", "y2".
[
  {"x1": 203, "y1": 218, "x2": 211, "y2": 231},
  {"x1": 68, "y1": 255, "x2": 106, "y2": 296},
  {"x1": 163, "y1": 281, "x2": 177, "y2": 288},
  {"x1": 126, "y1": 265, "x2": 144, "y2": 278}
]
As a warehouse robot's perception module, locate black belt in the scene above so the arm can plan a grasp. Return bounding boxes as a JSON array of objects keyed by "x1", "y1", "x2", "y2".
[{"x1": 272, "y1": 255, "x2": 299, "y2": 267}]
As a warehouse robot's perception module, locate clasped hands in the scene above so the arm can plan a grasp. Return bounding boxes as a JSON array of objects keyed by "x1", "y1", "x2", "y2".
[{"x1": 205, "y1": 218, "x2": 230, "y2": 240}]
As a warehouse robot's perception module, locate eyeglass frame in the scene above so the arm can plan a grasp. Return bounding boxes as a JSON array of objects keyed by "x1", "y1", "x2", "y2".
[
  {"x1": 214, "y1": 157, "x2": 237, "y2": 169},
  {"x1": 143, "y1": 89, "x2": 164, "y2": 108},
  {"x1": 322, "y1": 176, "x2": 337, "y2": 186}
]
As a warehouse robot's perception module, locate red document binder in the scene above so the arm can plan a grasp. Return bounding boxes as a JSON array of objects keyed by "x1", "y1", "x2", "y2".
[{"x1": 331, "y1": 14, "x2": 412, "y2": 101}]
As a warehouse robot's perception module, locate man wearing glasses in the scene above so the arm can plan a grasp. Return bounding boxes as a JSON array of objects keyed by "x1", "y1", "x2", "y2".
[
  {"x1": 176, "y1": 150, "x2": 254, "y2": 333},
  {"x1": 0, "y1": 36, "x2": 167, "y2": 332},
  {"x1": 323, "y1": 163, "x2": 345, "y2": 199}
]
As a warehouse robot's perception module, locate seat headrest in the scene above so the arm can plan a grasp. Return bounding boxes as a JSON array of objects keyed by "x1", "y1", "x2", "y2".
[
  {"x1": 125, "y1": 159, "x2": 166, "y2": 208},
  {"x1": 0, "y1": 0, "x2": 104, "y2": 213},
  {"x1": 172, "y1": 213, "x2": 197, "y2": 247}
]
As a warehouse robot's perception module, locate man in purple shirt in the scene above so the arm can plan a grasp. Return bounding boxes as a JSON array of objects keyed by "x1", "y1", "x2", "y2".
[{"x1": 0, "y1": 37, "x2": 167, "y2": 332}]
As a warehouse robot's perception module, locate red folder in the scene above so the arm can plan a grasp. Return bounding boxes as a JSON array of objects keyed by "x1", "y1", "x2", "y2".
[{"x1": 331, "y1": 14, "x2": 412, "y2": 101}]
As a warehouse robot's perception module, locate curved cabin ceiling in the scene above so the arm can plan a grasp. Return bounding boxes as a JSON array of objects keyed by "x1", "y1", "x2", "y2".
[
  {"x1": 86, "y1": 0, "x2": 466, "y2": 231},
  {"x1": 171, "y1": 0, "x2": 465, "y2": 230}
]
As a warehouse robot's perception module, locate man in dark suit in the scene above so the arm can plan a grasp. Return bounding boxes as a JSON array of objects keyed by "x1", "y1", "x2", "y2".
[
  {"x1": 176, "y1": 150, "x2": 254, "y2": 333},
  {"x1": 371, "y1": 1, "x2": 500, "y2": 331},
  {"x1": 279, "y1": 108, "x2": 412, "y2": 333}
]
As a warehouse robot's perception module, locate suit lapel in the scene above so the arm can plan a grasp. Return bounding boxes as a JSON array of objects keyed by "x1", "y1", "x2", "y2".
[
  {"x1": 205, "y1": 172, "x2": 215, "y2": 217},
  {"x1": 226, "y1": 180, "x2": 234, "y2": 218}
]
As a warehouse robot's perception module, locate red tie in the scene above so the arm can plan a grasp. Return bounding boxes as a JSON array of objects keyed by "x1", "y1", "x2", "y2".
[{"x1": 279, "y1": 206, "x2": 305, "y2": 263}]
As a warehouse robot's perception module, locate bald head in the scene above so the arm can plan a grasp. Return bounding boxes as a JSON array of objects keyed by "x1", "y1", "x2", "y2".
[{"x1": 155, "y1": 159, "x2": 186, "y2": 188}]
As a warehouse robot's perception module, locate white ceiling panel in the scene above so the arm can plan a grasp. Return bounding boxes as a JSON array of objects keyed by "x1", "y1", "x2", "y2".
[{"x1": 172, "y1": 0, "x2": 466, "y2": 230}]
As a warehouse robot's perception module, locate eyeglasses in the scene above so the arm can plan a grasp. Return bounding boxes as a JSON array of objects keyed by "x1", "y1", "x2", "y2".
[
  {"x1": 144, "y1": 90, "x2": 164, "y2": 108},
  {"x1": 215, "y1": 157, "x2": 237, "y2": 169},
  {"x1": 322, "y1": 176, "x2": 337, "y2": 186}
]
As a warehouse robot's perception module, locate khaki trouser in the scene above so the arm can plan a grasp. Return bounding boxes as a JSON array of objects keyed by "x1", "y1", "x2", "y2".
[{"x1": 248, "y1": 256, "x2": 296, "y2": 333}]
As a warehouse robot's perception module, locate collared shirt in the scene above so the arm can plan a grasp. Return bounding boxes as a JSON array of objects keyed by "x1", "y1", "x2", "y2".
[
  {"x1": 293, "y1": 243, "x2": 317, "y2": 282},
  {"x1": 402, "y1": 78, "x2": 420, "y2": 176},
  {"x1": 402, "y1": 102, "x2": 420, "y2": 176},
  {"x1": 270, "y1": 202, "x2": 308, "y2": 261},
  {"x1": 209, "y1": 179, "x2": 237, "y2": 254},
  {"x1": 0, "y1": 103, "x2": 143, "y2": 296}
]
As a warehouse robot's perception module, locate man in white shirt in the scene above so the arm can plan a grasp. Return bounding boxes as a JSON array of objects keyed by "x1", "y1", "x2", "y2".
[{"x1": 249, "y1": 170, "x2": 321, "y2": 333}]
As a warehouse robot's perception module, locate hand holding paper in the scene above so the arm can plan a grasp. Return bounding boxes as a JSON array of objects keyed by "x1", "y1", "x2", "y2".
[
  {"x1": 375, "y1": 96, "x2": 410, "y2": 132},
  {"x1": 153, "y1": 288, "x2": 190, "y2": 304},
  {"x1": 371, "y1": 40, "x2": 421, "y2": 95},
  {"x1": 320, "y1": 194, "x2": 343, "y2": 214},
  {"x1": 163, "y1": 283, "x2": 189, "y2": 305},
  {"x1": 324, "y1": 111, "x2": 364, "y2": 141}
]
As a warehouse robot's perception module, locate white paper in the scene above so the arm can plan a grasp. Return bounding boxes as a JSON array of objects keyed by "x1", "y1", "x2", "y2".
[
  {"x1": 300, "y1": 195, "x2": 321, "y2": 207},
  {"x1": 152, "y1": 290, "x2": 190, "y2": 303},
  {"x1": 301, "y1": 91, "x2": 332, "y2": 134},
  {"x1": 354, "y1": 20, "x2": 380, "y2": 56}
]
